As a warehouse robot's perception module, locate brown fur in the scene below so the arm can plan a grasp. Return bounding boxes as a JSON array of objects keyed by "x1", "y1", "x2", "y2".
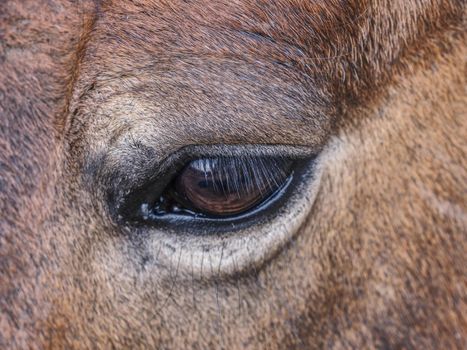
[{"x1": 0, "y1": 0, "x2": 466, "y2": 348}]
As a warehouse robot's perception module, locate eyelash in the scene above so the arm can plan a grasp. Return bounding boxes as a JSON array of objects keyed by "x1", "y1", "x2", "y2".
[
  {"x1": 179, "y1": 156, "x2": 290, "y2": 194},
  {"x1": 144, "y1": 156, "x2": 293, "y2": 218}
]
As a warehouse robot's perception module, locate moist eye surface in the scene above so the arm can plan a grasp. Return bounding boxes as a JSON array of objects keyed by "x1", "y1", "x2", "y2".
[{"x1": 149, "y1": 156, "x2": 293, "y2": 219}]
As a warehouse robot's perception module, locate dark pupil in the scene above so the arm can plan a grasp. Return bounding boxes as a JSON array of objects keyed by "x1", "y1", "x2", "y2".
[{"x1": 174, "y1": 157, "x2": 291, "y2": 217}]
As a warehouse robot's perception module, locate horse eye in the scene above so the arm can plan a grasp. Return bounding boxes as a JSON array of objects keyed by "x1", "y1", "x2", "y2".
[{"x1": 151, "y1": 156, "x2": 293, "y2": 218}]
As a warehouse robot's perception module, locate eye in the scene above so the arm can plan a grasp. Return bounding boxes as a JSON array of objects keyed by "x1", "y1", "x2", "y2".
[
  {"x1": 149, "y1": 156, "x2": 293, "y2": 219},
  {"x1": 107, "y1": 146, "x2": 319, "y2": 274}
]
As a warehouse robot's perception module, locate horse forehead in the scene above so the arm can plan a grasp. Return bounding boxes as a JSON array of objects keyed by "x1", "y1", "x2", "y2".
[
  {"x1": 86, "y1": 0, "x2": 441, "y2": 60},
  {"x1": 79, "y1": 1, "x2": 360, "y2": 77},
  {"x1": 73, "y1": 0, "x2": 454, "y2": 116}
]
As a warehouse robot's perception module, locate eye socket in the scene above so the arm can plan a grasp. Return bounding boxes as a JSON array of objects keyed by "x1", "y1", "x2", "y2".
[{"x1": 151, "y1": 156, "x2": 293, "y2": 218}]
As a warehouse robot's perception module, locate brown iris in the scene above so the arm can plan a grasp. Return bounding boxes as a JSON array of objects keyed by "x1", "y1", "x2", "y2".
[{"x1": 171, "y1": 157, "x2": 292, "y2": 217}]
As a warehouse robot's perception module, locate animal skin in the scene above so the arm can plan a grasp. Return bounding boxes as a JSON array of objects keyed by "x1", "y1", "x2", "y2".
[{"x1": 0, "y1": 0, "x2": 466, "y2": 349}]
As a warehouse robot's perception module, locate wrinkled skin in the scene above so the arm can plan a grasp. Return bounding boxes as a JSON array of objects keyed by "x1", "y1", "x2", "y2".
[{"x1": 1, "y1": 1, "x2": 466, "y2": 349}]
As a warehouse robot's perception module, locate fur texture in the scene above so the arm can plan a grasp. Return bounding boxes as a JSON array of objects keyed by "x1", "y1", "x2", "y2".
[{"x1": 0, "y1": 0, "x2": 466, "y2": 348}]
